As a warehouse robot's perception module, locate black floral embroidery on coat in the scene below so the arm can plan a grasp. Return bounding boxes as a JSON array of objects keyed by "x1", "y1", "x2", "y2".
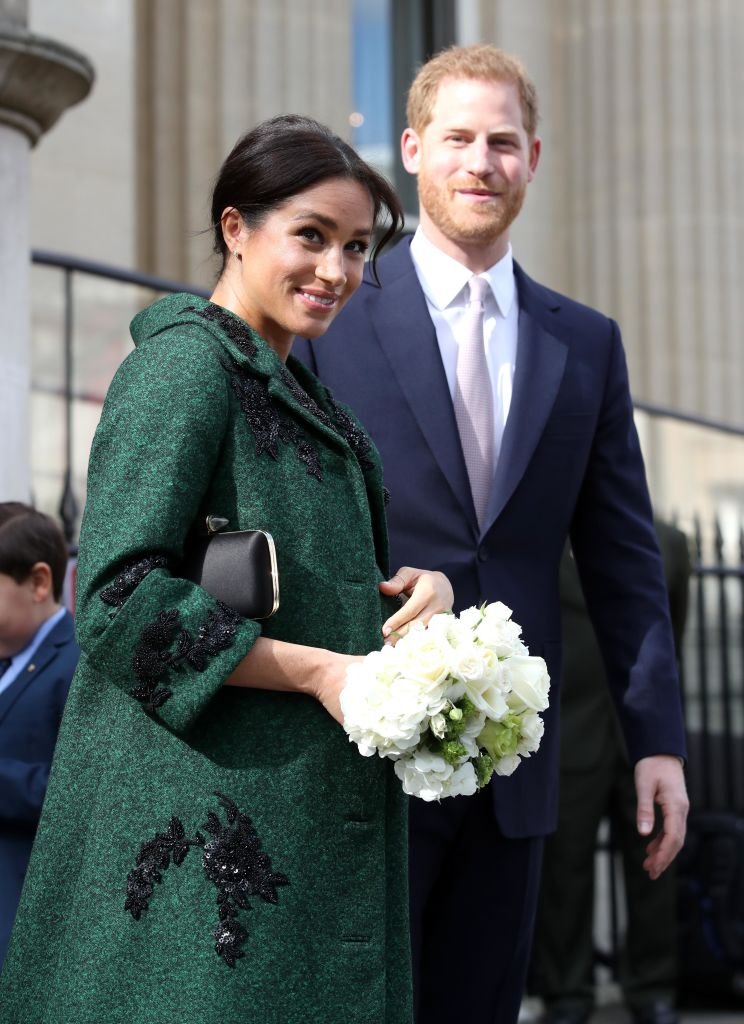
[
  {"x1": 203, "y1": 793, "x2": 290, "y2": 967},
  {"x1": 325, "y1": 398, "x2": 375, "y2": 473},
  {"x1": 184, "y1": 302, "x2": 258, "y2": 359},
  {"x1": 100, "y1": 555, "x2": 168, "y2": 608},
  {"x1": 124, "y1": 815, "x2": 203, "y2": 920},
  {"x1": 124, "y1": 792, "x2": 289, "y2": 968},
  {"x1": 131, "y1": 602, "x2": 239, "y2": 712},
  {"x1": 229, "y1": 366, "x2": 323, "y2": 480},
  {"x1": 184, "y1": 301, "x2": 375, "y2": 480}
]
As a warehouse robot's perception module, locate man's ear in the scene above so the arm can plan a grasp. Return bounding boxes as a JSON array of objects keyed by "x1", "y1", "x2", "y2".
[
  {"x1": 28, "y1": 562, "x2": 53, "y2": 603},
  {"x1": 401, "y1": 128, "x2": 422, "y2": 174},
  {"x1": 527, "y1": 135, "x2": 542, "y2": 182}
]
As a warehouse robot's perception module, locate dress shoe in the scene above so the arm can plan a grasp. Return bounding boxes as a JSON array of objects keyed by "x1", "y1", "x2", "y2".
[{"x1": 631, "y1": 1000, "x2": 678, "y2": 1024}]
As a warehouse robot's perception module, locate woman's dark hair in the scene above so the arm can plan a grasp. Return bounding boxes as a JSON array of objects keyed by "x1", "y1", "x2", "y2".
[
  {"x1": 0, "y1": 502, "x2": 68, "y2": 602},
  {"x1": 211, "y1": 115, "x2": 404, "y2": 281}
]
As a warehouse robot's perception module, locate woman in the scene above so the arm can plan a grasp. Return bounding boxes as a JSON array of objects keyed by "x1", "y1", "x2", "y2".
[{"x1": 0, "y1": 116, "x2": 452, "y2": 1023}]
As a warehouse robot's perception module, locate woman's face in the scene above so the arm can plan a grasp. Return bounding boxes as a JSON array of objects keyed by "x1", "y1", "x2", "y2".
[{"x1": 219, "y1": 177, "x2": 374, "y2": 359}]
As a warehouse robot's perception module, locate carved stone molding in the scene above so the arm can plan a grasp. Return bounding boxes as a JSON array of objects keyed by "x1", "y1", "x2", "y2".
[{"x1": 0, "y1": 28, "x2": 94, "y2": 144}]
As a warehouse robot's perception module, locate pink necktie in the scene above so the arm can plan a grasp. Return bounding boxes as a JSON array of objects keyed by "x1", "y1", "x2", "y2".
[{"x1": 453, "y1": 275, "x2": 494, "y2": 529}]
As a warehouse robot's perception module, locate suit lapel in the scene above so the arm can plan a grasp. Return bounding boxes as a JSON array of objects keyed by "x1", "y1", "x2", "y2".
[
  {"x1": 371, "y1": 242, "x2": 477, "y2": 530},
  {"x1": 483, "y1": 267, "x2": 568, "y2": 530},
  {"x1": 0, "y1": 613, "x2": 73, "y2": 726}
]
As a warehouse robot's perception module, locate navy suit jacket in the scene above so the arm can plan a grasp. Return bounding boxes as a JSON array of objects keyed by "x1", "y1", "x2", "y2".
[
  {"x1": 295, "y1": 238, "x2": 687, "y2": 837},
  {"x1": 0, "y1": 610, "x2": 78, "y2": 965}
]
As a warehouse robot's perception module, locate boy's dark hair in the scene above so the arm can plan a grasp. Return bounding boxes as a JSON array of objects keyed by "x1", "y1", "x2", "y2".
[{"x1": 0, "y1": 503, "x2": 68, "y2": 602}]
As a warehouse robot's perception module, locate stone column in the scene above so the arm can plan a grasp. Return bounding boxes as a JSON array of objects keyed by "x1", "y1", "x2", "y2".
[
  {"x1": 0, "y1": 1, "x2": 93, "y2": 500},
  {"x1": 135, "y1": 0, "x2": 353, "y2": 286},
  {"x1": 468, "y1": 0, "x2": 744, "y2": 428}
]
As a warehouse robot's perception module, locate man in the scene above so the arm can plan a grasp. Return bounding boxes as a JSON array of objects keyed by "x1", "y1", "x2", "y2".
[
  {"x1": 294, "y1": 44, "x2": 688, "y2": 1024},
  {"x1": 531, "y1": 522, "x2": 690, "y2": 1024},
  {"x1": 0, "y1": 502, "x2": 79, "y2": 968}
]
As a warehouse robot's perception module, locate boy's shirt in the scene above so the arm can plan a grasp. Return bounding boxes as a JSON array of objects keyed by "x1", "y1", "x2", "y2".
[{"x1": 0, "y1": 607, "x2": 67, "y2": 697}]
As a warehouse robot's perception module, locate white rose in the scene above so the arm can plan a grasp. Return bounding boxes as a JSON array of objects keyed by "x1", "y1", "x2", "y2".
[
  {"x1": 505, "y1": 656, "x2": 550, "y2": 712},
  {"x1": 517, "y1": 711, "x2": 544, "y2": 755},
  {"x1": 394, "y1": 628, "x2": 452, "y2": 699},
  {"x1": 421, "y1": 611, "x2": 456, "y2": 640},
  {"x1": 474, "y1": 615, "x2": 524, "y2": 658},
  {"x1": 458, "y1": 708, "x2": 488, "y2": 758},
  {"x1": 458, "y1": 606, "x2": 484, "y2": 631},
  {"x1": 482, "y1": 601, "x2": 513, "y2": 622},
  {"x1": 461, "y1": 674, "x2": 509, "y2": 721},
  {"x1": 429, "y1": 713, "x2": 447, "y2": 739},
  {"x1": 448, "y1": 642, "x2": 488, "y2": 684},
  {"x1": 493, "y1": 753, "x2": 521, "y2": 776}
]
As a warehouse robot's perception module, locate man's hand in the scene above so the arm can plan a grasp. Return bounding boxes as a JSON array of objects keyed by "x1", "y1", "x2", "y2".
[
  {"x1": 634, "y1": 754, "x2": 689, "y2": 879},
  {"x1": 379, "y1": 567, "x2": 453, "y2": 642}
]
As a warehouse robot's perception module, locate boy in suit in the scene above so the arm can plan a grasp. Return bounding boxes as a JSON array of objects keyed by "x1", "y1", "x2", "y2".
[
  {"x1": 295, "y1": 44, "x2": 688, "y2": 1024},
  {"x1": 0, "y1": 502, "x2": 79, "y2": 967}
]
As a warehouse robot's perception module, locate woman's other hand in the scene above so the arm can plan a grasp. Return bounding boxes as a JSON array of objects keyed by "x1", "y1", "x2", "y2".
[{"x1": 379, "y1": 567, "x2": 454, "y2": 644}]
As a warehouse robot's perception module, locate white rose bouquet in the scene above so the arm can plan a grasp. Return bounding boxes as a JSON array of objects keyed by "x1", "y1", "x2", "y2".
[{"x1": 340, "y1": 602, "x2": 550, "y2": 801}]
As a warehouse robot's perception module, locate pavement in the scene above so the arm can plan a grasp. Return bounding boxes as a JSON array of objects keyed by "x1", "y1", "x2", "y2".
[{"x1": 519, "y1": 992, "x2": 744, "y2": 1024}]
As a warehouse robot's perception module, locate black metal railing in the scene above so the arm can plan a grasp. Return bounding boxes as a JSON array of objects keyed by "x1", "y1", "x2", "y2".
[
  {"x1": 685, "y1": 517, "x2": 744, "y2": 814},
  {"x1": 31, "y1": 248, "x2": 744, "y2": 996}
]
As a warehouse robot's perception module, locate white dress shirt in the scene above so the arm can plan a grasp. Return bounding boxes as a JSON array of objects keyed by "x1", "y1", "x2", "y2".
[{"x1": 409, "y1": 227, "x2": 519, "y2": 462}]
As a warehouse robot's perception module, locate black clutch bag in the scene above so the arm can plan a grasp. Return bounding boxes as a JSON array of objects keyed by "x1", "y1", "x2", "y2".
[{"x1": 183, "y1": 516, "x2": 279, "y2": 619}]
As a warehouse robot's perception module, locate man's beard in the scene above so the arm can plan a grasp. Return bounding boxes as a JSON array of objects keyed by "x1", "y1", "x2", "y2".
[{"x1": 418, "y1": 171, "x2": 527, "y2": 246}]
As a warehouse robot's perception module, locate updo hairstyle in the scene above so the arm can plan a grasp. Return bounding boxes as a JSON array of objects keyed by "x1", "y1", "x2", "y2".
[{"x1": 211, "y1": 114, "x2": 403, "y2": 278}]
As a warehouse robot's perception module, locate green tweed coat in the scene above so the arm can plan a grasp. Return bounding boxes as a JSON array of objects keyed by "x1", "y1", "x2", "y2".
[{"x1": 0, "y1": 295, "x2": 411, "y2": 1024}]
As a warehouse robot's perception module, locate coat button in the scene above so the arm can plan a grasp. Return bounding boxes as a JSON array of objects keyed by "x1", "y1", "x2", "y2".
[{"x1": 477, "y1": 546, "x2": 488, "y2": 563}]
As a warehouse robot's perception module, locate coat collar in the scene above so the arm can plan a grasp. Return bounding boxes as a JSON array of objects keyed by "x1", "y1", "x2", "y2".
[
  {"x1": 171, "y1": 295, "x2": 392, "y2": 574},
  {"x1": 0, "y1": 611, "x2": 75, "y2": 725},
  {"x1": 166, "y1": 295, "x2": 355, "y2": 456},
  {"x1": 368, "y1": 240, "x2": 569, "y2": 536}
]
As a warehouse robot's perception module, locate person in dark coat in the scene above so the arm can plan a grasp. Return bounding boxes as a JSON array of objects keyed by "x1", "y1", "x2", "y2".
[
  {"x1": 294, "y1": 44, "x2": 689, "y2": 1024},
  {"x1": 0, "y1": 117, "x2": 452, "y2": 1024},
  {"x1": 530, "y1": 521, "x2": 691, "y2": 1024},
  {"x1": 0, "y1": 503, "x2": 79, "y2": 969}
]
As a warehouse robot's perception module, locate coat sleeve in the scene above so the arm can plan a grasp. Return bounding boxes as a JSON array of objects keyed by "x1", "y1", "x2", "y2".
[
  {"x1": 569, "y1": 320, "x2": 687, "y2": 764},
  {"x1": 74, "y1": 328, "x2": 262, "y2": 735}
]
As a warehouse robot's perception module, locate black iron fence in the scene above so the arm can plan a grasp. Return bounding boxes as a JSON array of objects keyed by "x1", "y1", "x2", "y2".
[
  {"x1": 684, "y1": 518, "x2": 744, "y2": 816},
  {"x1": 29, "y1": 247, "x2": 744, "y2": 1001}
]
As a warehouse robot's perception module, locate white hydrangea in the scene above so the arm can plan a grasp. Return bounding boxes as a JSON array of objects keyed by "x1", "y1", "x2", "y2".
[
  {"x1": 394, "y1": 750, "x2": 479, "y2": 801},
  {"x1": 340, "y1": 601, "x2": 551, "y2": 799}
]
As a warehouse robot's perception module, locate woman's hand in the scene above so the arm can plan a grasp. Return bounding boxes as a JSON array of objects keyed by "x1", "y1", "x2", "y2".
[
  {"x1": 310, "y1": 651, "x2": 363, "y2": 725},
  {"x1": 379, "y1": 567, "x2": 454, "y2": 644},
  {"x1": 225, "y1": 638, "x2": 360, "y2": 726}
]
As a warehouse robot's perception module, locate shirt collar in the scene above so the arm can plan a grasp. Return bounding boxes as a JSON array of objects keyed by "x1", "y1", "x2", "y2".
[
  {"x1": 409, "y1": 227, "x2": 516, "y2": 316},
  {"x1": 9, "y1": 606, "x2": 66, "y2": 668}
]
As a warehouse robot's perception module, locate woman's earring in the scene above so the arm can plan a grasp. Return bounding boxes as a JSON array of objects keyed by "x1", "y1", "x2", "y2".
[{"x1": 233, "y1": 249, "x2": 241, "y2": 261}]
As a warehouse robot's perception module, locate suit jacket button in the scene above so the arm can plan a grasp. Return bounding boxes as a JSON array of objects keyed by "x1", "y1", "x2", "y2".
[{"x1": 477, "y1": 547, "x2": 488, "y2": 563}]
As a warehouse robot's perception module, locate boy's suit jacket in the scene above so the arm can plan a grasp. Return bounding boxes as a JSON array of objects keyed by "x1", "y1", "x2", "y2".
[
  {"x1": 0, "y1": 609, "x2": 78, "y2": 964},
  {"x1": 295, "y1": 237, "x2": 687, "y2": 838}
]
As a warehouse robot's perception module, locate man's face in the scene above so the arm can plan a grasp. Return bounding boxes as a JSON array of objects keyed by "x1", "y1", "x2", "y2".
[
  {"x1": 0, "y1": 572, "x2": 38, "y2": 659},
  {"x1": 402, "y1": 76, "x2": 540, "y2": 267}
]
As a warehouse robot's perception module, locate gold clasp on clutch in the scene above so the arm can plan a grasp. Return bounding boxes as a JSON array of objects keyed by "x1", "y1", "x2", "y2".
[{"x1": 205, "y1": 514, "x2": 230, "y2": 536}]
